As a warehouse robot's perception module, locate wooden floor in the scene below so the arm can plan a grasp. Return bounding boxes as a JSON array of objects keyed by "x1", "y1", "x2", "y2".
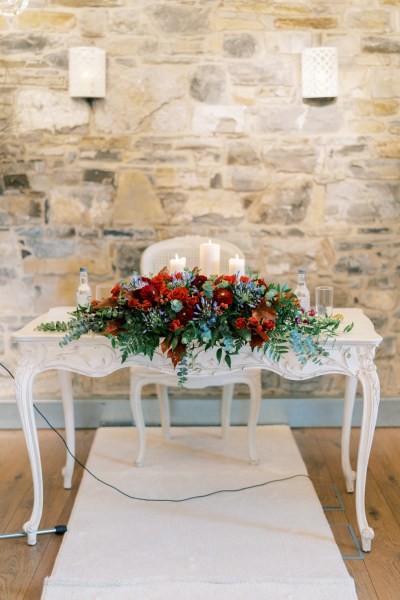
[{"x1": 1, "y1": 427, "x2": 400, "y2": 599}]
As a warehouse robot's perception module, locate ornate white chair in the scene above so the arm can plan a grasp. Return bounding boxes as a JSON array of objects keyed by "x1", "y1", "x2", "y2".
[{"x1": 129, "y1": 235, "x2": 263, "y2": 466}]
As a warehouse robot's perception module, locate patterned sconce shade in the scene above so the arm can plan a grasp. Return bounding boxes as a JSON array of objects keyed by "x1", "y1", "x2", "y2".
[
  {"x1": 301, "y1": 47, "x2": 338, "y2": 99},
  {"x1": 68, "y1": 47, "x2": 106, "y2": 99},
  {"x1": 0, "y1": 0, "x2": 30, "y2": 15}
]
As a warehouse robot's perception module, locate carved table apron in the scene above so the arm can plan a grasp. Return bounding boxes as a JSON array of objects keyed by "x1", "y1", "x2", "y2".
[{"x1": 12, "y1": 308, "x2": 382, "y2": 551}]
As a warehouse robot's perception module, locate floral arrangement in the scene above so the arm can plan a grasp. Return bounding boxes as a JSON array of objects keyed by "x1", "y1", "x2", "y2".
[{"x1": 37, "y1": 269, "x2": 353, "y2": 384}]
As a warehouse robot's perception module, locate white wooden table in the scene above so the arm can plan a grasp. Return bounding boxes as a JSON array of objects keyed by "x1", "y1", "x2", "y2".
[{"x1": 12, "y1": 307, "x2": 381, "y2": 551}]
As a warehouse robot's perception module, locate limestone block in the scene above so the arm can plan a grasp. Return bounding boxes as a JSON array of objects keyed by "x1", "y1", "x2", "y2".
[
  {"x1": 363, "y1": 291, "x2": 397, "y2": 311},
  {"x1": 110, "y1": 9, "x2": 145, "y2": 35},
  {"x1": 190, "y1": 65, "x2": 228, "y2": 104},
  {"x1": 349, "y1": 159, "x2": 400, "y2": 180},
  {"x1": 0, "y1": 194, "x2": 43, "y2": 226},
  {"x1": 222, "y1": 33, "x2": 257, "y2": 58},
  {"x1": 113, "y1": 171, "x2": 164, "y2": 226},
  {"x1": 353, "y1": 99, "x2": 398, "y2": 117},
  {"x1": 147, "y1": 4, "x2": 210, "y2": 34},
  {"x1": 150, "y1": 100, "x2": 189, "y2": 133},
  {"x1": 17, "y1": 11, "x2": 76, "y2": 30},
  {"x1": 56, "y1": 0, "x2": 123, "y2": 6},
  {"x1": 26, "y1": 238, "x2": 76, "y2": 259},
  {"x1": 183, "y1": 190, "x2": 245, "y2": 220},
  {"x1": 301, "y1": 105, "x2": 344, "y2": 134},
  {"x1": 275, "y1": 18, "x2": 337, "y2": 29},
  {"x1": 0, "y1": 277, "x2": 36, "y2": 315},
  {"x1": 16, "y1": 90, "x2": 89, "y2": 133},
  {"x1": 94, "y1": 66, "x2": 185, "y2": 134},
  {"x1": 0, "y1": 231, "x2": 24, "y2": 269},
  {"x1": 113, "y1": 244, "x2": 142, "y2": 277},
  {"x1": 341, "y1": 69, "x2": 371, "y2": 98},
  {"x1": 326, "y1": 181, "x2": 400, "y2": 223},
  {"x1": 192, "y1": 105, "x2": 246, "y2": 133},
  {"x1": 263, "y1": 146, "x2": 320, "y2": 174},
  {"x1": 49, "y1": 186, "x2": 114, "y2": 227},
  {"x1": 250, "y1": 106, "x2": 305, "y2": 133},
  {"x1": 371, "y1": 69, "x2": 400, "y2": 98},
  {"x1": 228, "y1": 59, "x2": 294, "y2": 87},
  {"x1": 214, "y1": 17, "x2": 264, "y2": 32},
  {"x1": 349, "y1": 120, "x2": 386, "y2": 134},
  {"x1": 247, "y1": 181, "x2": 312, "y2": 225},
  {"x1": 344, "y1": 9, "x2": 391, "y2": 30},
  {"x1": 0, "y1": 33, "x2": 48, "y2": 54},
  {"x1": 362, "y1": 36, "x2": 400, "y2": 53},
  {"x1": 228, "y1": 142, "x2": 260, "y2": 165},
  {"x1": 80, "y1": 9, "x2": 108, "y2": 37},
  {"x1": 227, "y1": 166, "x2": 267, "y2": 192},
  {"x1": 376, "y1": 142, "x2": 400, "y2": 158}
]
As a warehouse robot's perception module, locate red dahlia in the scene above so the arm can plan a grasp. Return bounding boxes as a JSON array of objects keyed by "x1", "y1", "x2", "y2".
[{"x1": 213, "y1": 288, "x2": 234, "y2": 306}]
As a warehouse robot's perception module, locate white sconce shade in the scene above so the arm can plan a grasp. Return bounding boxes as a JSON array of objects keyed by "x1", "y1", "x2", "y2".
[
  {"x1": 69, "y1": 47, "x2": 106, "y2": 99},
  {"x1": 301, "y1": 47, "x2": 338, "y2": 99}
]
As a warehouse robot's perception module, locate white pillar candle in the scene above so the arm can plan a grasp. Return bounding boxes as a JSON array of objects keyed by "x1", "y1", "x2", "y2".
[
  {"x1": 169, "y1": 254, "x2": 186, "y2": 273},
  {"x1": 199, "y1": 240, "x2": 220, "y2": 277},
  {"x1": 228, "y1": 254, "x2": 245, "y2": 277}
]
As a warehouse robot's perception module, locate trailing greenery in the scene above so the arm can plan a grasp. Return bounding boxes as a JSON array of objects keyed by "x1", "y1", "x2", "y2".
[{"x1": 37, "y1": 269, "x2": 353, "y2": 385}]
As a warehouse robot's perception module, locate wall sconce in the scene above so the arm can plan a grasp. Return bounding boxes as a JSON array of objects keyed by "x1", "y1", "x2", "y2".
[
  {"x1": 68, "y1": 47, "x2": 106, "y2": 100},
  {"x1": 301, "y1": 47, "x2": 338, "y2": 100},
  {"x1": 0, "y1": 0, "x2": 30, "y2": 16}
]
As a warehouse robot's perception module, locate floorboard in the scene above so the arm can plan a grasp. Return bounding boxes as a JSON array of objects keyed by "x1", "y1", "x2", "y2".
[{"x1": 1, "y1": 427, "x2": 399, "y2": 599}]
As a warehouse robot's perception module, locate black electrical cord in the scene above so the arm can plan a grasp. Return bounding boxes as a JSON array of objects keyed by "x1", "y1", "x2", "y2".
[{"x1": 1, "y1": 361, "x2": 312, "y2": 503}]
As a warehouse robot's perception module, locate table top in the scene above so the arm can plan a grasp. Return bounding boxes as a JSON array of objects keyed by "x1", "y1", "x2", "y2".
[{"x1": 13, "y1": 306, "x2": 382, "y2": 346}]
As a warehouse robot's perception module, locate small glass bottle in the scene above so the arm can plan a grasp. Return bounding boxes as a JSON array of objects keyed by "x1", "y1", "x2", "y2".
[
  {"x1": 76, "y1": 267, "x2": 92, "y2": 307},
  {"x1": 294, "y1": 268, "x2": 310, "y2": 311}
]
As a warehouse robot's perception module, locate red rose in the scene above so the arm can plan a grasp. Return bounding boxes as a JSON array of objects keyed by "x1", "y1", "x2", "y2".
[
  {"x1": 169, "y1": 319, "x2": 182, "y2": 332},
  {"x1": 127, "y1": 297, "x2": 140, "y2": 308},
  {"x1": 235, "y1": 317, "x2": 246, "y2": 330},
  {"x1": 151, "y1": 273, "x2": 172, "y2": 291},
  {"x1": 263, "y1": 319, "x2": 276, "y2": 331},
  {"x1": 213, "y1": 288, "x2": 233, "y2": 306},
  {"x1": 248, "y1": 316, "x2": 258, "y2": 328},
  {"x1": 168, "y1": 287, "x2": 189, "y2": 302},
  {"x1": 221, "y1": 275, "x2": 236, "y2": 284},
  {"x1": 240, "y1": 276, "x2": 250, "y2": 283},
  {"x1": 111, "y1": 284, "x2": 122, "y2": 297}
]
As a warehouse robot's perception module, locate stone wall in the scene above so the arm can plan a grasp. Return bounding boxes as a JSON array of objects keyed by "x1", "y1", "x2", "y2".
[{"x1": 0, "y1": 0, "x2": 399, "y2": 405}]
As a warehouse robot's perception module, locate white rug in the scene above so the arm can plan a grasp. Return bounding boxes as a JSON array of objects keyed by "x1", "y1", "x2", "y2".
[{"x1": 41, "y1": 426, "x2": 357, "y2": 599}]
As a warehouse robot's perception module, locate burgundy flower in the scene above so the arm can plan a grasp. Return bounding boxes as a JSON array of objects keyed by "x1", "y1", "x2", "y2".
[
  {"x1": 140, "y1": 285, "x2": 159, "y2": 303},
  {"x1": 177, "y1": 307, "x2": 194, "y2": 325},
  {"x1": 213, "y1": 288, "x2": 233, "y2": 306},
  {"x1": 192, "y1": 275, "x2": 207, "y2": 289}
]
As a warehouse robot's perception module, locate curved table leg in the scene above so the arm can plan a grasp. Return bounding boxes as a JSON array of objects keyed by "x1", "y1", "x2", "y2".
[
  {"x1": 129, "y1": 378, "x2": 147, "y2": 467},
  {"x1": 59, "y1": 370, "x2": 75, "y2": 489},
  {"x1": 356, "y1": 350, "x2": 380, "y2": 552},
  {"x1": 342, "y1": 375, "x2": 357, "y2": 493},
  {"x1": 15, "y1": 367, "x2": 42, "y2": 546},
  {"x1": 221, "y1": 384, "x2": 234, "y2": 440},
  {"x1": 156, "y1": 384, "x2": 171, "y2": 440},
  {"x1": 247, "y1": 370, "x2": 262, "y2": 465}
]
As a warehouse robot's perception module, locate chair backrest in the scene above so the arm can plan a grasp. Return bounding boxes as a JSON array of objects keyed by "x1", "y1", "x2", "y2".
[{"x1": 140, "y1": 236, "x2": 244, "y2": 276}]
